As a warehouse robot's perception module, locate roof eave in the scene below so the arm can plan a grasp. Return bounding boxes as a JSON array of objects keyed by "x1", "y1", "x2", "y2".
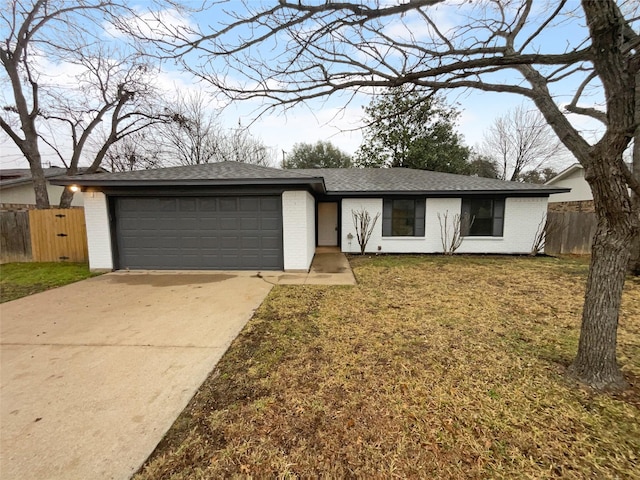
[
  {"x1": 323, "y1": 188, "x2": 570, "y2": 196},
  {"x1": 51, "y1": 177, "x2": 326, "y2": 192},
  {"x1": 545, "y1": 164, "x2": 582, "y2": 184}
]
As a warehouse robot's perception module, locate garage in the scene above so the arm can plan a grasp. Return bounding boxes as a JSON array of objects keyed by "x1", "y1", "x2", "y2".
[{"x1": 114, "y1": 195, "x2": 283, "y2": 270}]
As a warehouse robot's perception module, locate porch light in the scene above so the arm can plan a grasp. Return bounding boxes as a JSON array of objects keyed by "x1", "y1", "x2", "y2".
[{"x1": 69, "y1": 184, "x2": 81, "y2": 193}]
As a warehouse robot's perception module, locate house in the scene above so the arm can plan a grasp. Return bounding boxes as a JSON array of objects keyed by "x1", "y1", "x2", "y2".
[
  {"x1": 545, "y1": 162, "x2": 633, "y2": 212},
  {"x1": 544, "y1": 164, "x2": 593, "y2": 208},
  {"x1": 52, "y1": 161, "x2": 569, "y2": 272},
  {"x1": 1, "y1": 167, "x2": 84, "y2": 208}
]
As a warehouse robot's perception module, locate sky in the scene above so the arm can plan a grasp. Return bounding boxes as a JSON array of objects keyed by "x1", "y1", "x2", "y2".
[{"x1": 1, "y1": 0, "x2": 614, "y2": 171}]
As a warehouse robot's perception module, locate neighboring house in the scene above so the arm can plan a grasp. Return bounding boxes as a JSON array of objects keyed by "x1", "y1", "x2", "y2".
[
  {"x1": 545, "y1": 162, "x2": 634, "y2": 213},
  {"x1": 544, "y1": 164, "x2": 592, "y2": 204},
  {"x1": 0, "y1": 167, "x2": 84, "y2": 207},
  {"x1": 53, "y1": 161, "x2": 568, "y2": 272}
]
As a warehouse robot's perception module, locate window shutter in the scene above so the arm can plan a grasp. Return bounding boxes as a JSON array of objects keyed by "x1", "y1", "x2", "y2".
[
  {"x1": 414, "y1": 199, "x2": 426, "y2": 236},
  {"x1": 460, "y1": 198, "x2": 471, "y2": 236},
  {"x1": 382, "y1": 199, "x2": 393, "y2": 237},
  {"x1": 492, "y1": 198, "x2": 505, "y2": 236}
]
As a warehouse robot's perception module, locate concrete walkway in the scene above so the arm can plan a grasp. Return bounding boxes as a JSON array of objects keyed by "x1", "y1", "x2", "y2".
[
  {"x1": 0, "y1": 273, "x2": 273, "y2": 480},
  {"x1": 265, "y1": 248, "x2": 357, "y2": 285}
]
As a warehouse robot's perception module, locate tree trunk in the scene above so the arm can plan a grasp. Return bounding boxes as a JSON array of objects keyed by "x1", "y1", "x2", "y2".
[
  {"x1": 628, "y1": 76, "x2": 640, "y2": 275},
  {"x1": 630, "y1": 135, "x2": 639, "y2": 274},
  {"x1": 58, "y1": 188, "x2": 74, "y2": 209},
  {"x1": 29, "y1": 160, "x2": 51, "y2": 209},
  {"x1": 58, "y1": 162, "x2": 81, "y2": 209},
  {"x1": 568, "y1": 155, "x2": 636, "y2": 390}
]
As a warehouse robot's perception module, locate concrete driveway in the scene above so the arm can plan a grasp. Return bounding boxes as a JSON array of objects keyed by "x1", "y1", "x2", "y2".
[{"x1": 0, "y1": 272, "x2": 272, "y2": 480}]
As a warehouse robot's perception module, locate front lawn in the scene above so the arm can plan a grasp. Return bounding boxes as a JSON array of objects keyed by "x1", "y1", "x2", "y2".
[
  {"x1": 0, "y1": 262, "x2": 98, "y2": 303},
  {"x1": 136, "y1": 255, "x2": 640, "y2": 479}
]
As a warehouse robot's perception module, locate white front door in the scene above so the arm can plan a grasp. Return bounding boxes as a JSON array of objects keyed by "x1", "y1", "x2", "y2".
[{"x1": 318, "y1": 202, "x2": 338, "y2": 246}]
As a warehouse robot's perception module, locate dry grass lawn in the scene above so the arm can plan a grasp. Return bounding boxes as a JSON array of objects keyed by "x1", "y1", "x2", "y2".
[{"x1": 135, "y1": 255, "x2": 640, "y2": 479}]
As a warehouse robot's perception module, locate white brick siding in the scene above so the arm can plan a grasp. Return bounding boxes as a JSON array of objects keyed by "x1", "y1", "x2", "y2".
[
  {"x1": 282, "y1": 190, "x2": 316, "y2": 271},
  {"x1": 83, "y1": 191, "x2": 113, "y2": 271},
  {"x1": 457, "y1": 197, "x2": 547, "y2": 254},
  {"x1": 341, "y1": 196, "x2": 548, "y2": 255}
]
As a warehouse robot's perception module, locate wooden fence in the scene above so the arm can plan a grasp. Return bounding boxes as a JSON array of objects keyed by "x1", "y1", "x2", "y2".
[
  {"x1": 0, "y1": 211, "x2": 32, "y2": 263},
  {"x1": 545, "y1": 211, "x2": 597, "y2": 255},
  {"x1": 1, "y1": 208, "x2": 88, "y2": 263}
]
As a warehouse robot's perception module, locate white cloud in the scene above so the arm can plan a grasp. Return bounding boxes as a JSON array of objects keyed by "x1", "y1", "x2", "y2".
[{"x1": 104, "y1": 7, "x2": 195, "y2": 43}]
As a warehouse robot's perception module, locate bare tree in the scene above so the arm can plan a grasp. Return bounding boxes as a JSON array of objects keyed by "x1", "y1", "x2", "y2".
[
  {"x1": 482, "y1": 105, "x2": 562, "y2": 181},
  {"x1": 162, "y1": 93, "x2": 276, "y2": 167},
  {"x1": 215, "y1": 121, "x2": 276, "y2": 167},
  {"x1": 437, "y1": 211, "x2": 470, "y2": 255},
  {"x1": 351, "y1": 208, "x2": 380, "y2": 255},
  {"x1": 41, "y1": 49, "x2": 167, "y2": 207},
  {"x1": 1, "y1": 0, "x2": 167, "y2": 208},
  {"x1": 103, "y1": 131, "x2": 164, "y2": 172},
  {"x1": 162, "y1": 91, "x2": 220, "y2": 166},
  {"x1": 531, "y1": 213, "x2": 564, "y2": 257}
]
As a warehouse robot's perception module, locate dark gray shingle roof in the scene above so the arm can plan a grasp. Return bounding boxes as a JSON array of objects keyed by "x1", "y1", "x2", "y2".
[
  {"x1": 54, "y1": 161, "x2": 323, "y2": 187},
  {"x1": 294, "y1": 168, "x2": 565, "y2": 194},
  {"x1": 1, "y1": 167, "x2": 68, "y2": 187},
  {"x1": 52, "y1": 161, "x2": 567, "y2": 195},
  {"x1": 63, "y1": 161, "x2": 319, "y2": 182}
]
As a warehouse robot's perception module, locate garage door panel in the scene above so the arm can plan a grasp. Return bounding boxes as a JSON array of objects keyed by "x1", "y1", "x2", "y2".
[
  {"x1": 261, "y1": 217, "x2": 281, "y2": 230},
  {"x1": 198, "y1": 198, "x2": 218, "y2": 211},
  {"x1": 219, "y1": 235, "x2": 240, "y2": 248},
  {"x1": 158, "y1": 199, "x2": 177, "y2": 211},
  {"x1": 239, "y1": 197, "x2": 260, "y2": 211},
  {"x1": 261, "y1": 236, "x2": 281, "y2": 249},
  {"x1": 179, "y1": 198, "x2": 197, "y2": 211},
  {"x1": 240, "y1": 218, "x2": 260, "y2": 229},
  {"x1": 260, "y1": 197, "x2": 280, "y2": 211},
  {"x1": 181, "y1": 236, "x2": 200, "y2": 248},
  {"x1": 219, "y1": 198, "x2": 238, "y2": 211},
  {"x1": 219, "y1": 218, "x2": 239, "y2": 230},
  {"x1": 200, "y1": 236, "x2": 219, "y2": 248},
  {"x1": 177, "y1": 218, "x2": 199, "y2": 229},
  {"x1": 115, "y1": 196, "x2": 283, "y2": 270},
  {"x1": 199, "y1": 218, "x2": 218, "y2": 229},
  {"x1": 241, "y1": 236, "x2": 260, "y2": 249}
]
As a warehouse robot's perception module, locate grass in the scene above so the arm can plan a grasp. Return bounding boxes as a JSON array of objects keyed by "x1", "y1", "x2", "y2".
[
  {"x1": 135, "y1": 255, "x2": 640, "y2": 479},
  {"x1": 0, "y1": 262, "x2": 99, "y2": 303}
]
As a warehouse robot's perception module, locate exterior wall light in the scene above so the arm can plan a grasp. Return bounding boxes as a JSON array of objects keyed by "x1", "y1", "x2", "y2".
[{"x1": 69, "y1": 185, "x2": 81, "y2": 193}]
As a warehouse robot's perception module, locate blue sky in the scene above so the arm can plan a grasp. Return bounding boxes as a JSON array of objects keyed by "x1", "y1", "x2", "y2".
[{"x1": 1, "y1": 0, "x2": 615, "y2": 170}]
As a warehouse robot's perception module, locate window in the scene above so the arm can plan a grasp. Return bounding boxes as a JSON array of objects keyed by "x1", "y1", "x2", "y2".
[
  {"x1": 461, "y1": 197, "x2": 505, "y2": 236},
  {"x1": 382, "y1": 198, "x2": 425, "y2": 237}
]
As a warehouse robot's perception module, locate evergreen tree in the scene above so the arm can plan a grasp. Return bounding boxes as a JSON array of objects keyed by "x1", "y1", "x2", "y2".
[{"x1": 354, "y1": 87, "x2": 470, "y2": 173}]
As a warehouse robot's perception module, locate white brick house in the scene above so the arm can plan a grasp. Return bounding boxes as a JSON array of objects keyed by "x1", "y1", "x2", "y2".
[{"x1": 53, "y1": 162, "x2": 569, "y2": 272}]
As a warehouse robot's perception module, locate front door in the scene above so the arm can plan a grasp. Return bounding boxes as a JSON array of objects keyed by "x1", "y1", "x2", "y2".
[{"x1": 317, "y1": 202, "x2": 338, "y2": 246}]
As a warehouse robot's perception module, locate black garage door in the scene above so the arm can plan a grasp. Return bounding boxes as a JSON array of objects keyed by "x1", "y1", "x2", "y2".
[{"x1": 114, "y1": 196, "x2": 283, "y2": 270}]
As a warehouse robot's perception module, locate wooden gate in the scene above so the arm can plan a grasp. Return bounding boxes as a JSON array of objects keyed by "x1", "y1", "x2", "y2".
[{"x1": 28, "y1": 209, "x2": 88, "y2": 262}]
